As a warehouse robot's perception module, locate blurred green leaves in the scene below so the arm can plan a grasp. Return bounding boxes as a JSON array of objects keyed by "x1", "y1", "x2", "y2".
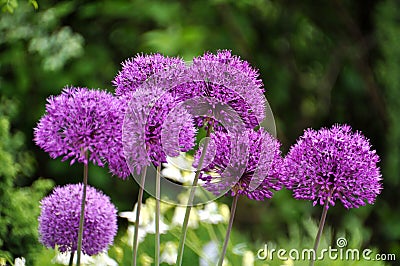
[
  {"x1": 0, "y1": 98, "x2": 53, "y2": 264},
  {"x1": 0, "y1": 2, "x2": 83, "y2": 71},
  {"x1": 1, "y1": 0, "x2": 37, "y2": 13}
]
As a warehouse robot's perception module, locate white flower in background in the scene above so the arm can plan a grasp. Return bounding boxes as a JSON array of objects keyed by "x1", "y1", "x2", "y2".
[
  {"x1": 91, "y1": 252, "x2": 118, "y2": 266},
  {"x1": 120, "y1": 203, "x2": 150, "y2": 246},
  {"x1": 51, "y1": 251, "x2": 94, "y2": 265},
  {"x1": 199, "y1": 241, "x2": 228, "y2": 266},
  {"x1": 218, "y1": 203, "x2": 231, "y2": 223},
  {"x1": 144, "y1": 197, "x2": 173, "y2": 214},
  {"x1": 126, "y1": 225, "x2": 147, "y2": 246},
  {"x1": 144, "y1": 216, "x2": 170, "y2": 234},
  {"x1": 120, "y1": 197, "x2": 170, "y2": 245},
  {"x1": 160, "y1": 241, "x2": 178, "y2": 265},
  {"x1": 51, "y1": 251, "x2": 117, "y2": 265},
  {"x1": 172, "y1": 205, "x2": 199, "y2": 229},
  {"x1": 139, "y1": 254, "x2": 153, "y2": 266},
  {"x1": 198, "y1": 202, "x2": 225, "y2": 224},
  {"x1": 167, "y1": 153, "x2": 196, "y2": 172},
  {"x1": 119, "y1": 201, "x2": 152, "y2": 225},
  {"x1": 242, "y1": 251, "x2": 255, "y2": 266},
  {"x1": 232, "y1": 243, "x2": 247, "y2": 255},
  {"x1": 162, "y1": 154, "x2": 196, "y2": 185},
  {"x1": 51, "y1": 251, "x2": 70, "y2": 265},
  {"x1": 14, "y1": 257, "x2": 25, "y2": 266}
]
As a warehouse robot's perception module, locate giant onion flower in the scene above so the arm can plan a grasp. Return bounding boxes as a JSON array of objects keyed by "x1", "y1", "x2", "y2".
[
  {"x1": 283, "y1": 124, "x2": 382, "y2": 209},
  {"x1": 197, "y1": 129, "x2": 284, "y2": 201},
  {"x1": 34, "y1": 86, "x2": 130, "y2": 178},
  {"x1": 38, "y1": 184, "x2": 118, "y2": 255}
]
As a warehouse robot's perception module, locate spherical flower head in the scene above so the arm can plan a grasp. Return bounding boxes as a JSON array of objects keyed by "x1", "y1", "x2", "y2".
[
  {"x1": 117, "y1": 51, "x2": 267, "y2": 178},
  {"x1": 196, "y1": 129, "x2": 283, "y2": 201},
  {"x1": 38, "y1": 183, "x2": 118, "y2": 255},
  {"x1": 112, "y1": 53, "x2": 185, "y2": 96},
  {"x1": 170, "y1": 50, "x2": 267, "y2": 130},
  {"x1": 283, "y1": 124, "x2": 382, "y2": 209},
  {"x1": 122, "y1": 89, "x2": 196, "y2": 175},
  {"x1": 196, "y1": 50, "x2": 264, "y2": 91},
  {"x1": 106, "y1": 96, "x2": 131, "y2": 179},
  {"x1": 34, "y1": 87, "x2": 129, "y2": 179}
]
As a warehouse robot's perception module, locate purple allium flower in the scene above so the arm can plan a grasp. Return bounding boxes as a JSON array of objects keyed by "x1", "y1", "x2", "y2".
[
  {"x1": 161, "y1": 105, "x2": 198, "y2": 157},
  {"x1": 195, "y1": 50, "x2": 264, "y2": 91},
  {"x1": 167, "y1": 50, "x2": 267, "y2": 130},
  {"x1": 122, "y1": 89, "x2": 196, "y2": 175},
  {"x1": 196, "y1": 129, "x2": 283, "y2": 201},
  {"x1": 112, "y1": 53, "x2": 185, "y2": 96},
  {"x1": 34, "y1": 86, "x2": 130, "y2": 179},
  {"x1": 38, "y1": 184, "x2": 118, "y2": 255},
  {"x1": 117, "y1": 51, "x2": 267, "y2": 176},
  {"x1": 283, "y1": 124, "x2": 382, "y2": 209},
  {"x1": 106, "y1": 97, "x2": 131, "y2": 179}
]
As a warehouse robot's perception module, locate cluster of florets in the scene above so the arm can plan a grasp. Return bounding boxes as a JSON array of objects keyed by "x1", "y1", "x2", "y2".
[
  {"x1": 38, "y1": 184, "x2": 117, "y2": 255},
  {"x1": 196, "y1": 129, "x2": 284, "y2": 201},
  {"x1": 283, "y1": 124, "x2": 382, "y2": 209},
  {"x1": 35, "y1": 50, "x2": 383, "y2": 258}
]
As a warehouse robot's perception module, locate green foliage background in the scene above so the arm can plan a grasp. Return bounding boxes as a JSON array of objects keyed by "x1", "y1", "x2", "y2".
[{"x1": 0, "y1": 0, "x2": 399, "y2": 264}]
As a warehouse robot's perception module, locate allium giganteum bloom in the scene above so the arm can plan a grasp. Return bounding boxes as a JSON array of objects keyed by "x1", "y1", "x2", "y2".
[
  {"x1": 34, "y1": 86, "x2": 130, "y2": 178},
  {"x1": 113, "y1": 53, "x2": 185, "y2": 96},
  {"x1": 198, "y1": 129, "x2": 284, "y2": 201},
  {"x1": 38, "y1": 184, "x2": 118, "y2": 255},
  {"x1": 283, "y1": 124, "x2": 382, "y2": 209},
  {"x1": 113, "y1": 53, "x2": 196, "y2": 173},
  {"x1": 121, "y1": 89, "x2": 197, "y2": 174},
  {"x1": 173, "y1": 50, "x2": 267, "y2": 130},
  {"x1": 116, "y1": 51, "x2": 268, "y2": 175}
]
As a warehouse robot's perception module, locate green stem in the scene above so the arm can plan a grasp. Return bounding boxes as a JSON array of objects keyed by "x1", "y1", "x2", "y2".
[
  {"x1": 176, "y1": 122, "x2": 213, "y2": 266},
  {"x1": 155, "y1": 165, "x2": 161, "y2": 266},
  {"x1": 132, "y1": 166, "x2": 147, "y2": 266},
  {"x1": 170, "y1": 230, "x2": 213, "y2": 265},
  {"x1": 76, "y1": 151, "x2": 89, "y2": 266},
  {"x1": 68, "y1": 251, "x2": 74, "y2": 266},
  {"x1": 218, "y1": 193, "x2": 239, "y2": 266},
  {"x1": 310, "y1": 190, "x2": 333, "y2": 266}
]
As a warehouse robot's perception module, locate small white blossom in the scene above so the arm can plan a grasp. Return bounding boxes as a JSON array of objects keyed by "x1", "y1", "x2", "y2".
[
  {"x1": 172, "y1": 206, "x2": 199, "y2": 229},
  {"x1": 198, "y1": 202, "x2": 225, "y2": 224},
  {"x1": 51, "y1": 251, "x2": 94, "y2": 265},
  {"x1": 125, "y1": 225, "x2": 147, "y2": 246},
  {"x1": 51, "y1": 251, "x2": 117, "y2": 266},
  {"x1": 119, "y1": 202, "x2": 152, "y2": 225},
  {"x1": 120, "y1": 198, "x2": 171, "y2": 245},
  {"x1": 242, "y1": 251, "x2": 254, "y2": 266},
  {"x1": 160, "y1": 241, "x2": 178, "y2": 265},
  {"x1": 144, "y1": 216, "x2": 170, "y2": 234},
  {"x1": 218, "y1": 203, "x2": 231, "y2": 223},
  {"x1": 14, "y1": 257, "x2": 26, "y2": 266},
  {"x1": 199, "y1": 241, "x2": 228, "y2": 266},
  {"x1": 162, "y1": 153, "x2": 197, "y2": 185},
  {"x1": 91, "y1": 252, "x2": 118, "y2": 266}
]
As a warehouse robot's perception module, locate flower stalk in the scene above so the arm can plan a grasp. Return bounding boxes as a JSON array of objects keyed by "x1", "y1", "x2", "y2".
[
  {"x1": 218, "y1": 193, "x2": 239, "y2": 266},
  {"x1": 155, "y1": 165, "x2": 161, "y2": 266},
  {"x1": 132, "y1": 166, "x2": 147, "y2": 266},
  {"x1": 76, "y1": 150, "x2": 89, "y2": 266},
  {"x1": 310, "y1": 189, "x2": 332, "y2": 266},
  {"x1": 68, "y1": 251, "x2": 74, "y2": 266},
  {"x1": 176, "y1": 121, "x2": 214, "y2": 266}
]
